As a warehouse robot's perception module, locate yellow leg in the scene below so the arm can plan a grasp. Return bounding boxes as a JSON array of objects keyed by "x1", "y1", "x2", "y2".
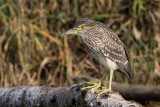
[
  {"x1": 109, "y1": 69, "x2": 113, "y2": 91},
  {"x1": 97, "y1": 69, "x2": 114, "y2": 100},
  {"x1": 81, "y1": 70, "x2": 109, "y2": 92}
]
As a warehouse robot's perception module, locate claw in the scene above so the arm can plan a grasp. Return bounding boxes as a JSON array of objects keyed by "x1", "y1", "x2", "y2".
[
  {"x1": 81, "y1": 82, "x2": 107, "y2": 94},
  {"x1": 81, "y1": 84, "x2": 97, "y2": 91},
  {"x1": 97, "y1": 89, "x2": 112, "y2": 100}
]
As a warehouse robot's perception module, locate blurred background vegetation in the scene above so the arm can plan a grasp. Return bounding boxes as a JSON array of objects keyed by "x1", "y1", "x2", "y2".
[{"x1": 0, "y1": 0, "x2": 160, "y2": 105}]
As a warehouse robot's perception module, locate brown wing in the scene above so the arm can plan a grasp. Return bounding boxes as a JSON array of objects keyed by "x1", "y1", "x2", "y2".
[
  {"x1": 100, "y1": 27, "x2": 132, "y2": 78},
  {"x1": 80, "y1": 21, "x2": 132, "y2": 77}
]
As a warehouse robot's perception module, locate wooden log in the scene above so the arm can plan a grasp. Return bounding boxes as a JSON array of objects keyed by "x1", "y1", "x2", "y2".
[{"x1": 0, "y1": 84, "x2": 140, "y2": 107}]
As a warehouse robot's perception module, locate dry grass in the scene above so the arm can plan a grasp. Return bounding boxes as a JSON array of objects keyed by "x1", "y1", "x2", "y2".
[{"x1": 0, "y1": 0, "x2": 160, "y2": 90}]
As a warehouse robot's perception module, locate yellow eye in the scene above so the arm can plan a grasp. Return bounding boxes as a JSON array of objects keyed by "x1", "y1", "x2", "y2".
[{"x1": 80, "y1": 25, "x2": 85, "y2": 29}]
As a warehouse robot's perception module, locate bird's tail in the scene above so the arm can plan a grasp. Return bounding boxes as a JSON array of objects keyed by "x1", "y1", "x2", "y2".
[
  {"x1": 116, "y1": 61, "x2": 132, "y2": 78},
  {"x1": 124, "y1": 61, "x2": 132, "y2": 78}
]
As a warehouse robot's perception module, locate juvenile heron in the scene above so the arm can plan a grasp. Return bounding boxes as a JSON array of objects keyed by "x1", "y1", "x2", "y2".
[{"x1": 63, "y1": 18, "x2": 132, "y2": 98}]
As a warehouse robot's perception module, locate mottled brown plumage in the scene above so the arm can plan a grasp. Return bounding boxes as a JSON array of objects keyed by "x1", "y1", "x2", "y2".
[
  {"x1": 74, "y1": 18, "x2": 132, "y2": 78},
  {"x1": 63, "y1": 18, "x2": 132, "y2": 99}
]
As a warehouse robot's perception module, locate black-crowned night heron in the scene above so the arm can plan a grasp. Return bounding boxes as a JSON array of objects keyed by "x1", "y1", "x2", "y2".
[{"x1": 63, "y1": 18, "x2": 132, "y2": 99}]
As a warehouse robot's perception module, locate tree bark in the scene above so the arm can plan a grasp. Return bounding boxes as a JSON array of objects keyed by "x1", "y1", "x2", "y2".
[{"x1": 0, "y1": 84, "x2": 140, "y2": 107}]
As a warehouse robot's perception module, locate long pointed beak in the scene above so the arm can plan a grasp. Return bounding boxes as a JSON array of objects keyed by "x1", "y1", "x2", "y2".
[{"x1": 62, "y1": 27, "x2": 79, "y2": 36}]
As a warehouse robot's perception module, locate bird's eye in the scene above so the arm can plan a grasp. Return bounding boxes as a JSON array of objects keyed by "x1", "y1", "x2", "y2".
[{"x1": 80, "y1": 25, "x2": 85, "y2": 29}]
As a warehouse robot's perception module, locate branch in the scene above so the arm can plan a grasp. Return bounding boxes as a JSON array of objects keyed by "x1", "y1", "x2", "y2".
[
  {"x1": 112, "y1": 82, "x2": 160, "y2": 101},
  {"x1": 0, "y1": 84, "x2": 140, "y2": 107}
]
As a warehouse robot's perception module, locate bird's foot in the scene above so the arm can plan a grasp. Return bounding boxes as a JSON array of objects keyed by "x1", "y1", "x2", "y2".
[
  {"x1": 81, "y1": 82, "x2": 107, "y2": 93},
  {"x1": 96, "y1": 88, "x2": 112, "y2": 100}
]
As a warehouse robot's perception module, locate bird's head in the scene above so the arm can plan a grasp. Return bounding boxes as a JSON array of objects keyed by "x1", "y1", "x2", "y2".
[{"x1": 63, "y1": 18, "x2": 94, "y2": 37}]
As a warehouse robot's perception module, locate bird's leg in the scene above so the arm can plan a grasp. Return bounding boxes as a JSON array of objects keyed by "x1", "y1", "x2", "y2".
[
  {"x1": 81, "y1": 70, "x2": 108, "y2": 92},
  {"x1": 96, "y1": 69, "x2": 114, "y2": 99},
  {"x1": 108, "y1": 69, "x2": 113, "y2": 91}
]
